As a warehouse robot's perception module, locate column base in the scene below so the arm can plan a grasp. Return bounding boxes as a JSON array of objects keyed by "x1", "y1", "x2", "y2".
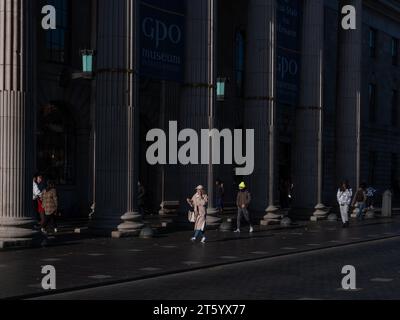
[
  {"x1": 207, "y1": 207, "x2": 219, "y2": 215},
  {"x1": 310, "y1": 203, "x2": 330, "y2": 222},
  {"x1": 0, "y1": 217, "x2": 40, "y2": 250},
  {"x1": 206, "y1": 216, "x2": 223, "y2": 228},
  {"x1": 112, "y1": 229, "x2": 142, "y2": 238},
  {"x1": 158, "y1": 201, "x2": 179, "y2": 229},
  {"x1": 159, "y1": 201, "x2": 180, "y2": 216},
  {"x1": 116, "y1": 211, "x2": 144, "y2": 237},
  {"x1": 261, "y1": 205, "x2": 283, "y2": 226},
  {"x1": 0, "y1": 239, "x2": 34, "y2": 250},
  {"x1": 85, "y1": 211, "x2": 144, "y2": 238},
  {"x1": 365, "y1": 209, "x2": 376, "y2": 219},
  {"x1": 206, "y1": 207, "x2": 222, "y2": 228}
]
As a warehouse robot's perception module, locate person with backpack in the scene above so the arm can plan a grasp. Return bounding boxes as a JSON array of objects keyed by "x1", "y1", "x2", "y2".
[
  {"x1": 337, "y1": 181, "x2": 352, "y2": 228},
  {"x1": 41, "y1": 181, "x2": 58, "y2": 234},
  {"x1": 234, "y1": 182, "x2": 253, "y2": 233},
  {"x1": 352, "y1": 183, "x2": 367, "y2": 221}
]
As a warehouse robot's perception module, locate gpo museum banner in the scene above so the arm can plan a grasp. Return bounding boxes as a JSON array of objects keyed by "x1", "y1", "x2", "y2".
[
  {"x1": 140, "y1": 0, "x2": 185, "y2": 82},
  {"x1": 277, "y1": 0, "x2": 302, "y2": 106}
]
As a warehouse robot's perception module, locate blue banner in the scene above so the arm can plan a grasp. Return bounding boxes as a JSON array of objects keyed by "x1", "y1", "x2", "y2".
[
  {"x1": 140, "y1": 0, "x2": 185, "y2": 82},
  {"x1": 277, "y1": 0, "x2": 301, "y2": 106}
]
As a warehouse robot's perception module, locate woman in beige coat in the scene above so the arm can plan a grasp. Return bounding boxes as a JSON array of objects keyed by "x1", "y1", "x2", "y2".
[{"x1": 187, "y1": 185, "x2": 208, "y2": 243}]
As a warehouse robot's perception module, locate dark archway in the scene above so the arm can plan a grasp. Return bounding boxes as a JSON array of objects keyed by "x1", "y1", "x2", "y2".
[{"x1": 37, "y1": 101, "x2": 76, "y2": 186}]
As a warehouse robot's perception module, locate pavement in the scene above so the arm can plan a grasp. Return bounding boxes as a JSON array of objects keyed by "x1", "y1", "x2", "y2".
[
  {"x1": 0, "y1": 216, "x2": 400, "y2": 300},
  {"x1": 38, "y1": 237, "x2": 400, "y2": 300}
]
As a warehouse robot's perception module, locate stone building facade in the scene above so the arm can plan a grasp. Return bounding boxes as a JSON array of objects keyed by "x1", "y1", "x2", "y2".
[{"x1": 1, "y1": 0, "x2": 400, "y2": 245}]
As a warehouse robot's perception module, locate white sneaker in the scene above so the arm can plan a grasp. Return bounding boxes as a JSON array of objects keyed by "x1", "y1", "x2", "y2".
[
  {"x1": 190, "y1": 237, "x2": 196, "y2": 242},
  {"x1": 250, "y1": 226, "x2": 254, "y2": 233},
  {"x1": 234, "y1": 229, "x2": 241, "y2": 233},
  {"x1": 201, "y1": 237, "x2": 206, "y2": 243}
]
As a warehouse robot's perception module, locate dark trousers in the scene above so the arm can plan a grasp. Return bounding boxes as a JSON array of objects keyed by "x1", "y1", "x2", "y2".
[
  {"x1": 194, "y1": 230, "x2": 205, "y2": 239},
  {"x1": 43, "y1": 214, "x2": 57, "y2": 230},
  {"x1": 33, "y1": 200, "x2": 39, "y2": 221},
  {"x1": 33, "y1": 200, "x2": 45, "y2": 225},
  {"x1": 237, "y1": 208, "x2": 251, "y2": 229}
]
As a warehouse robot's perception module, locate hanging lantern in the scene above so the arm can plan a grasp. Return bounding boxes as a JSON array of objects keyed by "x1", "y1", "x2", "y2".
[
  {"x1": 81, "y1": 49, "x2": 94, "y2": 73},
  {"x1": 216, "y1": 77, "x2": 227, "y2": 101}
]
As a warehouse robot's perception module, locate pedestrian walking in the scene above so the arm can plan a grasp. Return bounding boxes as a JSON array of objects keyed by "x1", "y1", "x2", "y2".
[
  {"x1": 352, "y1": 183, "x2": 367, "y2": 221},
  {"x1": 32, "y1": 173, "x2": 45, "y2": 226},
  {"x1": 337, "y1": 181, "x2": 352, "y2": 228},
  {"x1": 138, "y1": 181, "x2": 146, "y2": 215},
  {"x1": 41, "y1": 181, "x2": 58, "y2": 234},
  {"x1": 187, "y1": 185, "x2": 208, "y2": 243},
  {"x1": 366, "y1": 185, "x2": 377, "y2": 209},
  {"x1": 279, "y1": 178, "x2": 294, "y2": 209},
  {"x1": 215, "y1": 179, "x2": 225, "y2": 215},
  {"x1": 234, "y1": 182, "x2": 253, "y2": 233}
]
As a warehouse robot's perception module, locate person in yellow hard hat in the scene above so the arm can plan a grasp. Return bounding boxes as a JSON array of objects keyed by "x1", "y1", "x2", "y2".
[{"x1": 235, "y1": 182, "x2": 253, "y2": 233}]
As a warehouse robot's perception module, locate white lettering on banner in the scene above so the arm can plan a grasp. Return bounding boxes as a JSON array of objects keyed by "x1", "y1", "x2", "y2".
[
  {"x1": 142, "y1": 49, "x2": 181, "y2": 65},
  {"x1": 142, "y1": 17, "x2": 182, "y2": 49},
  {"x1": 278, "y1": 56, "x2": 299, "y2": 80}
]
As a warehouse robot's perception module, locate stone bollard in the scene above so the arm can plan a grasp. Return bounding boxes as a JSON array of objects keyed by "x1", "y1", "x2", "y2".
[
  {"x1": 159, "y1": 201, "x2": 179, "y2": 229},
  {"x1": 281, "y1": 217, "x2": 292, "y2": 228},
  {"x1": 310, "y1": 204, "x2": 330, "y2": 222},
  {"x1": 261, "y1": 206, "x2": 283, "y2": 226},
  {"x1": 365, "y1": 208, "x2": 376, "y2": 219},
  {"x1": 328, "y1": 213, "x2": 338, "y2": 222},
  {"x1": 206, "y1": 208, "x2": 223, "y2": 229},
  {"x1": 219, "y1": 219, "x2": 234, "y2": 232},
  {"x1": 382, "y1": 190, "x2": 393, "y2": 217},
  {"x1": 113, "y1": 211, "x2": 145, "y2": 238},
  {"x1": 139, "y1": 227, "x2": 155, "y2": 239}
]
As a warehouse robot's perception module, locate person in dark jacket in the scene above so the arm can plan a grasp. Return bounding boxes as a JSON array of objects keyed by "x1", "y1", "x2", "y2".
[
  {"x1": 138, "y1": 181, "x2": 146, "y2": 215},
  {"x1": 352, "y1": 183, "x2": 367, "y2": 221},
  {"x1": 215, "y1": 179, "x2": 225, "y2": 215},
  {"x1": 234, "y1": 182, "x2": 253, "y2": 233}
]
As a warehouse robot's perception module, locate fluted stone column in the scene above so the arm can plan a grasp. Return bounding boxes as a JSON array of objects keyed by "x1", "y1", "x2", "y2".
[
  {"x1": 336, "y1": 0, "x2": 362, "y2": 192},
  {"x1": 244, "y1": 0, "x2": 280, "y2": 224},
  {"x1": 180, "y1": 0, "x2": 221, "y2": 228},
  {"x1": 90, "y1": 0, "x2": 143, "y2": 237},
  {"x1": 0, "y1": 0, "x2": 39, "y2": 248},
  {"x1": 293, "y1": 0, "x2": 329, "y2": 221}
]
